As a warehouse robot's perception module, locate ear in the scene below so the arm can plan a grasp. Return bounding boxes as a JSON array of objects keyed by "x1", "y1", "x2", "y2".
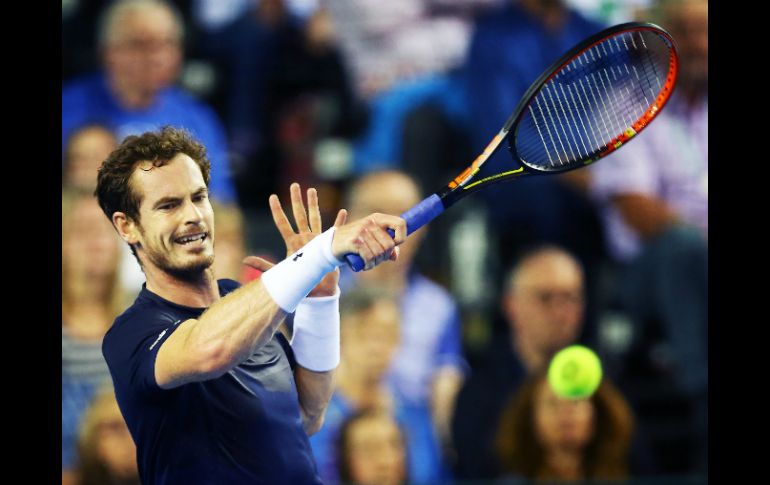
[{"x1": 112, "y1": 212, "x2": 140, "y2": 246}]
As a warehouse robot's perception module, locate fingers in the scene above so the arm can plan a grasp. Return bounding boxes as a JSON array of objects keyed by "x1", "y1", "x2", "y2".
[
  {"x1": 307, "y1": 188, "x2": 322, "y2": 234},
  {"x1": 334, "y1": 209, "x2": 348, "y2": 228},
  {"x1": 290, "y1": 183, "x2": 311, "y2": 233},
  {"x1": 365, "y1": 216, "x2": 396, "y2": 256},
  {"x1": 269, "y1": 194, "x2": 295, "y2": 241},
  {"x1": 370, "y1": 213, "x2": 407, "y2": 244},
  {"x1": 242, "y1": 256, "x2": 275, "y2": 272}
]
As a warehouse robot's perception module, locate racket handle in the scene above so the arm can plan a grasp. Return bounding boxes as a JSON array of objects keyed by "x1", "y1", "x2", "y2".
[{"x1": 345, "y1": 194, "x2": 444, "y2": 272}]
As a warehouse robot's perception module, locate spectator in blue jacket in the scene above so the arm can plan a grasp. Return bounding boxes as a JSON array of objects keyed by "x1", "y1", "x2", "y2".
[{"x1": 62, "y1": 0, "x2": 236, "y2": 203}]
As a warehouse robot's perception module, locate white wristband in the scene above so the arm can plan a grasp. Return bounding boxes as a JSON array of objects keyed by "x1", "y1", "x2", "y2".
[
  {"x1": 291, "y1": 288, "x2": 341, "y2": 372},
  {"x1": 261, "y1": 227, "x2": 344, "y2": 313}
]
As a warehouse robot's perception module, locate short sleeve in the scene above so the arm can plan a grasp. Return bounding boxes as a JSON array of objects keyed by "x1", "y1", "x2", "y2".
[
  {"x1": 102, "y1": 308, "x2": 180, "y2": 399},
  {"x1": 434, "y1": 304, "x2": 469, "y2": 375}
]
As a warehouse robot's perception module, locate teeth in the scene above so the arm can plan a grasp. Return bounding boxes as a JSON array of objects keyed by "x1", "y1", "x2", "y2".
[{"x1": 177, "y1": 234, "x2": 205, "y2": 244}]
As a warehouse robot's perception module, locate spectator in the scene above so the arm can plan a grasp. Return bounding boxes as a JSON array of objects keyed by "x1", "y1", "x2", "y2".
[
  {"x1": 494, "y1": 372, "x2": 634, "y2": 481},
  {"x1": 210, "y1": 200, "x2": 248, "y2": 282},
  {"x1": 62, "y1": 0, "x2": 236, "y2": 203},
  {"x1": 343, "y1": 170, "x2": 467, "y2": 458},
  {"x1": 76, "y1": 385, "x2": 140, "y2": 485},
  {"x1": 197, "y1": 2, "x2": 363, "y2": 209},
  {"x1": 587, "y1": 0, "x2": 707, "y2": 473},
  {"x1": 337, "y1": 410, "x2": 408, "y2": 485},
  {"x1": 462, "y1": 0, "x2": 607, "y2": 331},
  {"x1": 310, "y1": 287, "x2": 447, "y2": 484},
  {"x1": 62, "y1": 189, "x2": 125, "y2": 485},
  {"x1": 63, "y1": 124, "x2": 117, "y2": 192},
  {"x1": 452, "y1": 245, "x2": 586, "y2": 479}
]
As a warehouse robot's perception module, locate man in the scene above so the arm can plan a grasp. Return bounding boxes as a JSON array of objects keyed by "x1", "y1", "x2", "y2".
[
  {"x1": 343, "y1": 170, "x2": 466, "y2": 460},
  {"x1": 587, "y1": 0, "x2": 707, "y2": 473},
  {"x1": 63, "y1": 0, "x2": 236, "y2": 203},
  {"x1": 94, "y1": 126, "x2": 406, "y2": 483},
  {"x1": 451, "y1": 246, "x2": 585, "y2": 479}
]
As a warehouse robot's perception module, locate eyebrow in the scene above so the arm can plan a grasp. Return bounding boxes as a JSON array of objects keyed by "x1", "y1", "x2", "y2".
[{"x1": 151, "y1": 187, "x2": 208, "y2": 210}]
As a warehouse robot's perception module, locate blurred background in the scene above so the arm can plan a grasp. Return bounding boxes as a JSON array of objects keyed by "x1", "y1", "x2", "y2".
[{"x1": 61, "y1": 0, "x2": 707, "y2": 484}]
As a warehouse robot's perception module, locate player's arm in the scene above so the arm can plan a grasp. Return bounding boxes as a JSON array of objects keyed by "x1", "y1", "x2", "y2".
[
  {"x1": 155, "y1": 185, "x2": 406, "y2": 390},
  {"x1": 241, "y1": 186, "x2": 343, "y2": 434}
]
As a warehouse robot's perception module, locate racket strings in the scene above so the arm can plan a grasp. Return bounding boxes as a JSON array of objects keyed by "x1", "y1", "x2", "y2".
[{"x1": 515, "y1": 30, "x2": 673, "y2": 171}]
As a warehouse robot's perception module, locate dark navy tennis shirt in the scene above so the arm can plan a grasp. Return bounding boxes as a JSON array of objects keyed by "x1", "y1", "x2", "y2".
[{"x1": 102, "y1": 279, "x2": 322, "y2": 485}]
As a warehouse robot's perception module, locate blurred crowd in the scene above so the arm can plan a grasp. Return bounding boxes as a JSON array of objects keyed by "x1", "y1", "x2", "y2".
[{"x1": 61, "y1": 0, "x2": 707, "y2": 484}]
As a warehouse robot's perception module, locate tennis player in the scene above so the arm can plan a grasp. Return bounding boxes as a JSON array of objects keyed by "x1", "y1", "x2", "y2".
[{"x1": 94, "y1": 126, "x2": 406, "y2": 484}]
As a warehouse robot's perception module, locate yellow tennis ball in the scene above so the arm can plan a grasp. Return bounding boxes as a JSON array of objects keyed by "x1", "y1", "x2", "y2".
[{"x1": 547, "y1": 345, "x2": 603, "y2": 399}]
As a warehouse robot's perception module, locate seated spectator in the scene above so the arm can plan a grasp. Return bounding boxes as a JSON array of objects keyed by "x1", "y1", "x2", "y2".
[
  {"x1": 461, "y1": 0, "x2": 607, "y2": 330},
  {"x1": 587, "y1": 0, "x2": 708, "y2": 473},
  {"x1": 76, "y1": 385, "x2": 140, "y2": 485},
  {"x1": 337, "y1": 410, "x2": 408, "y2": 485},
  {"x1": 210, "y1": 200, "x2": 248, "y2": 282},
  {"x1": 62, "y1": 0, "x2": 236, "y2": 203},
  {"x1": 62, "y1": 189, "x2": 125, "y2": 484},
  {"x1": 310, "y1": 287, "x2": 448, "y2": 484},
  {"x1": 342, "y1": 170, "x2": 467, "y2": 457},
  {"x1": 452, "y1": 245, "x2": 587, "y2": 479},
  {"x1": 494, "y1": 372, "x2": 634, "y2": 482},
  {"x1": 197, "y1": 2, "x2": 364, "y2": 211},
  {"x1": 63, "y1": 124, "x2": 117, "y2": 192}
]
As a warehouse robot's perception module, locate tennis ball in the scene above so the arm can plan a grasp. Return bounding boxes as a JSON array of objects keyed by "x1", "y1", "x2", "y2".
[{"x1": 547, "y1": 345, "x2": 602, "y2": 399}]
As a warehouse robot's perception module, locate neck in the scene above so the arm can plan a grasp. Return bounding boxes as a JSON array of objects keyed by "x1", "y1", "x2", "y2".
[
  {"x1": 512, "y1": 334, "x2": 548, "y2": 373},
  {"x1": 108, "y1": 74, "x2": 157, "y2": 109},
  {"x1": 144, "y1": 264, "x2": 219, "y2": 308},
  {"x1": 542, "y1": 449, "x2": 583, "y2": 480},
  {"x1": 359, "y1": 264, "x2": 408, "y2": 291}
]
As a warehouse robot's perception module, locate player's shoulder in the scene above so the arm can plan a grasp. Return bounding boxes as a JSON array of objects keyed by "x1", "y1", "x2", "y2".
[{"x1": 103, "y1": 291, "x2": 179, "y2": 353}]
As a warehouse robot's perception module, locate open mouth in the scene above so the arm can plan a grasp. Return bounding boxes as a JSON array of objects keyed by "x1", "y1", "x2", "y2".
[{"x1": 174, "y1": 232, "x2": 208, "y2": 245}]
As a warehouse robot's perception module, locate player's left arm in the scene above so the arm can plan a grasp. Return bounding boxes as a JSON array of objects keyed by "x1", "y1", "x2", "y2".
[{"x1": 243, "y1": 183, "x2": 344, "y2": 434}]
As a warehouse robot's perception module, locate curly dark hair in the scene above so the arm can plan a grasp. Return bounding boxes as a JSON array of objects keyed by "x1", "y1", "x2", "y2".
[{"x1": 95, "y1": 126, "x2": 211, "y2": 224}]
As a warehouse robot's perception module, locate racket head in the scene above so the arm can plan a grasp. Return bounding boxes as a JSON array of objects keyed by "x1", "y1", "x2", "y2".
[{"x1": 507, "y1": 22, "x2": 678, "y2": 174}]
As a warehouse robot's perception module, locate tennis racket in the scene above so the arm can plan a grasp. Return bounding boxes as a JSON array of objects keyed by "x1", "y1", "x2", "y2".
[{"x1": 345, "y1": 22, "x2": 678, "y2": 271}]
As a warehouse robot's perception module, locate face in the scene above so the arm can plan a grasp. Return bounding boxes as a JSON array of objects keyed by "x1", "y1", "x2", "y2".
[
  {"x1": 65, "y1": 127, "x2": 116, "y2": 191},
  {"x1": 533, "y1": 380, "x2": 595, "y2": 453},
  {"x1": 342, "y1": 301, "x2": 401, "y2": 381},
  {"x1": 95, "y1": 400, "x2": 138, "y2": 479},
  {"x1": 104, "y1": 6, "x2": 182, "y2": 94},
  {"x1": 123, "y1": 154, "x2": 215, "y2": 278},
  {"x1": 210, "y1": 208, "x2": 246, "y2": 281},
  {"x1": 504, "y1": 252, "x2": 584, "y2": 357},
  {"x1": 345, "y1": 414, "x2": 407, "y2": 485},
  {"x1": 63, "y1": 196, "x2": 121, "y2": 285},
  {"x1": 667, "y1": 0, "x2": 708, "y2": 91}
]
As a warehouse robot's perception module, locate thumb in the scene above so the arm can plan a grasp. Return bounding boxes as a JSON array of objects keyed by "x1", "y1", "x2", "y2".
[{"x1": 242, "y1": 256, "x2": 275, "y2": 272}]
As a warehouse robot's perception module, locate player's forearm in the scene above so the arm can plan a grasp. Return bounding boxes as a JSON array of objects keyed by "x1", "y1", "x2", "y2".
[
  {"x1": 295, "y1": 367, "x2": 335, "y2": 435},
  {"x1": 189, "y1": 278, "x2": 289, "y2": 373}
]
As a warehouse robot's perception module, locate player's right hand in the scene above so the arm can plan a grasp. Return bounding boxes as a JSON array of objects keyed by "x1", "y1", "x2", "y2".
[{"x1": 331, "y1": 213, "x2": 406, "y2": 271}]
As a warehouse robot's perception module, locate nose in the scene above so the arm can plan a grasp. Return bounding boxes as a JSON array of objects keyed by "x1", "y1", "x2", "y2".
[{"x1": 181, "y1": 198, "x2": 204, "y2": 224}]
